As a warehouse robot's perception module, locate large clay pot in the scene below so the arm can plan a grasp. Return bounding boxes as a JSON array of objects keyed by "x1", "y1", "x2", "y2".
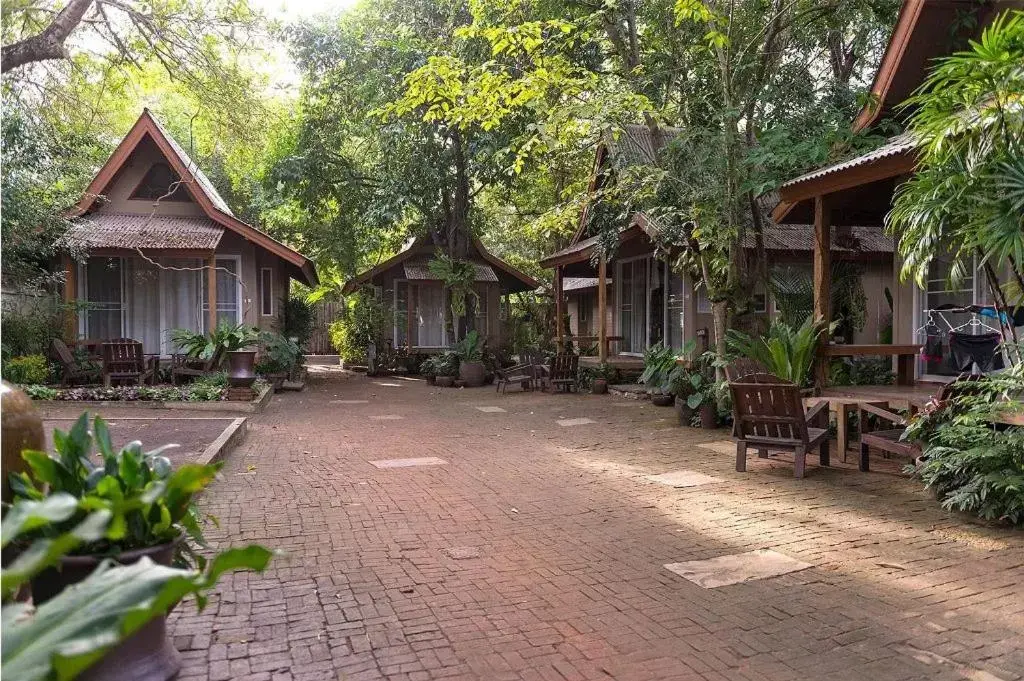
[
  {"x1": 674, "y1": 396, "x2": 694, "y2": 426},
  {"x1": 459, "y1": 360, "x2": 486, "y2": 387},
  {"x1": 1, "y1": 381, "x2": 42, "y2": 505},
  {"x1": 699, "y1": 403, "x2": 718, "y2": 429},
  {"x1": 226, "y1": 350, "x2": 257, "y2": 388},
  {"x1": 32, "y1": 540, "x2": 182, "y2": 681},
  {"x1": 592, "y1": 378, "x2": 608, "y2": 395}
]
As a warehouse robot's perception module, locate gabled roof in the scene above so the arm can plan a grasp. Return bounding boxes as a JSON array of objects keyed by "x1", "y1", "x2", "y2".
[
  {"x1": 67, "y1": 109, "x2": 318, "y2": 286},
  {"x1": 62, "y1": 214, "x2": 224, "y2": 251},
  {"x1": 342, "y1": 236, "x2": 540, "y2": 294}
]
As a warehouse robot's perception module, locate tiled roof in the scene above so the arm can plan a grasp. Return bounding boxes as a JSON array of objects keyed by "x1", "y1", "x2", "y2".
[
  {"x1": 563, "y1": 277, "x2": 612, "y2": 292},
  {"x1": 744, "y1": 225, "x2": 893, "y2": 253},
  {"x1": 780, "y1": 134, "x2": 915, "y2": 189},
  {"x1": 62, "y1": 214, "x2": 224, "y2": 250},
  {"x1": 604, "y1": 124, "x2": 684, "y2": 168},
  {"x1": 148, "y1": 114, "x2": 234, "y2": 216},
  {"x1": 403, "y1": 260, "x2": 499, "y2": 283}
]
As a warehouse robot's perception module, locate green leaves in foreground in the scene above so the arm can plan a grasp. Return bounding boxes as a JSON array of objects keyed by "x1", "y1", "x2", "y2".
[{"x1": 1, "y1": 546, "x2": 272, "y2": 681}]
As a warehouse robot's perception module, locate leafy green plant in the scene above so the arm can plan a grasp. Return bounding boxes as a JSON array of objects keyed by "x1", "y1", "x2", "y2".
[
  {"x1": 454, "y1": 329, "x2": 485, "y2": 362},
  {"x1": 279, "y1": 295, "x2": 315, "y2": 345},
  {"x1": 638, "y1": 343, "x2": 680, "y2": 392},
  {"x1": 428, "y1": 253, "x2": 479, "y2": 324},
  {"x1": 3, "y1": 354, "x2": 50, "y2": 385},
  {"x1": 829, "y1": 357, "x2": 895, "y2": 386},
  {"x1": 21, "y1": 384, "x2": 58, "y2": 400},
  {"x1": 433, "y1": 351, "x2": 460, "y2": 377},
  {"x1": 169, "y1": 322, "x2": 259, "y2": 362},
  {"x1": 726, "y1": 315, "x2": 834, "y2": 386},
  {"x1": 329, "y1": 289, "x2": 387, "y2": 364},
  {"x1": 256, "y1": 332, "x2": 302, "y2": 375},
  {"x1": 9, "y1": 413, "x2": 219, "y2": 565}
]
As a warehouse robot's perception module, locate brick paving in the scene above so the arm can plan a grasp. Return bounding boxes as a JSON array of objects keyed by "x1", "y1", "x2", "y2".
[{"x1": 169, "y1": 372, "x2": 1024, "y2": 681}]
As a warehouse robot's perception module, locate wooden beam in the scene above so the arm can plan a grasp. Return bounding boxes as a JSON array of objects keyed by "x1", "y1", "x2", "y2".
[
  {"x1": 62, "y1": 255, "x2": 77, "y2": 340},
  {"x1": 598, "y1": 255, "x2": 608, "y2": 362},
  {"x1": 554, "y1": 266, "x2": 564, "y2": 351},
  {"x1": 813, "y1": 195, "x2": 831, "y2": 388},
  {"x1": 207, "y1": 254, "x2": 217, "y2": 332}
]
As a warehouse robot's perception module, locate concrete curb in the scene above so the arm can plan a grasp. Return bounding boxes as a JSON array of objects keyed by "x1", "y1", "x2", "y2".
[
  {"x1": 33, "y1": 384, "x2": 273, "y2": 415},
  {"x1": 195, "y1": 417, "x2": 248, "y2": 466}
]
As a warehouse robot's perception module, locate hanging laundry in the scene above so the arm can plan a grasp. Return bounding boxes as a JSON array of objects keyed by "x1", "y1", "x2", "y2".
[{"x1": 948, "y1": 332, "x2": 1003, "y2": 373}]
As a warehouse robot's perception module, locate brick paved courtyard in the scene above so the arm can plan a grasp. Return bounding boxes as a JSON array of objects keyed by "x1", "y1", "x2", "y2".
[{"x1": 169, "y1": 372, "x2": 1024, "y2": 681}]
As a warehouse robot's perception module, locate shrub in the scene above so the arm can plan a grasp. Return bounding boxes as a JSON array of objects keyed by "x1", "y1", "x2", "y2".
[
  {"x1": 280, "y1": 295, "x2": 315, "y2": 345},
  {"x1": 829, "y1": 356, "x2": 895, "y2": 386},
  {"x1": 329, "y1": 290, "x2": 387, "y2": 364},
  {"x1": 170, "y1": 322, "x2": 259, "y2": 361},
  {"x1": 255, "y1": 332, "x2": 302, "y2": 375},
  {"x1": 22, "y1": 384, "x2": 58, "y2": 400},
  {"x1": 3, "y1": 354, "x2": 50, "y2": 384},
  {"x1": 726, "y1": 315, "x2": 834, "y2": 386},
  {"x1": 0, "y1": 302, "x2": 66, "y2": 362}
]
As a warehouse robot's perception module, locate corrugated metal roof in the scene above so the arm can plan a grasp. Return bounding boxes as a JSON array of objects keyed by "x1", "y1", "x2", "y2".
[
  {"x1": 743, "y1": 225, "x2": 893, "y2": 253},
  {"x1": 403, "y1": 260, "x2": 499, "y2": 283},
  {"x1": 604, "y1": 124, "x2": 684, "y2": 167},
  {"x1": 780, "y1": 134, "x2": 915, "y2": 189},
  {"x1": 148, "y1": 115, "x2": 235, "y2": 216},
  {"x1": 563, "y1": 277, "x2": 612, "y2": 292},
  {"x1": 62, "y1": 214, "x2": 224, "y2": 250}
]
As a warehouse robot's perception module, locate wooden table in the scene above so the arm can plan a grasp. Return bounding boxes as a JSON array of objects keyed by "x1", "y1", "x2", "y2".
[{"x1": 823, "y1": 344, "x2": 922, "y2": 386}]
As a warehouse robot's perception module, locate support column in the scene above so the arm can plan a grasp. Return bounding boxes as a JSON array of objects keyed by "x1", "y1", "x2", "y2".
[
  {"x1": 554, "y1": 266, "x2": 564, "y2": 351},
  {"x1": 813, "y1": 195, "x2": 831, "y2": 387},
  {"x1": 62, "y1": 255, "x2": 77, "y2": 340},
  {"x1": 207, "y1": 253, "x2": 217, "y2": 332},
  {"x1": 598, "y1": 256, "x2": 608, "y2": 362}
]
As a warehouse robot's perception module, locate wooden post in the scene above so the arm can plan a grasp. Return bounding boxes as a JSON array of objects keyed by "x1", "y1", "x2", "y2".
[
  {"x1": 62, "y1": 255, "x2": 77, "y2": 340},
  {"x1": 406, "y1": 284, "x2": 414, "y2": 348},
  {"x1": 813, "y1": 195, "x2": 831, "y2": 388},
  {"x1": 554, "y1": 266, "x2": 564, "y2": 351},
  {"x1": 207, "y1": 254, "x2": 217, "y2": 332},
  {"x1": 598, "y1": 256, "x2": 608, "y2": 362}
]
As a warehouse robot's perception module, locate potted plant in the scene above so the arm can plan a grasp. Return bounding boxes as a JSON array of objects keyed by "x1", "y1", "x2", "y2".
[
  {"x1": 433, "y1": 352, "x2": 459, "y2": 387},
  {"x1": 420, "y1": 355, "x2": 438, "y2": 385},
  {"x1": 454, "y1": 330, "x2": 486, "y2": 387},
  {"x1": 171, "y1": 322, "x2": 259, "y2": 388},
  {"x1": 255, "y1": 332, "x2": 302, "y2": 392},
  {"x1": 667, "y1": 368, "x2": 695, "y2": 425},
  {"x1": 639, "y1": 343, "x2": 680, "y2": 404},
  {"x1": 679, "y1": 370, "x2": 718, "y2": 429},
  {"x1": 6, "y1": 412, "x2": 266, "y2": 681}
]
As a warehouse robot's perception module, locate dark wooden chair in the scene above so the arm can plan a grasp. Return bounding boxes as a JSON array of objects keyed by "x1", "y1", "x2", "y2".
[
  {"x1": 495, "y1": 362, "x2": 537, "y2": 393},
  {"x1": 102, "y1": 339, "x2": 156, "y2": 387},
  {"x1": 724, "y1": 358, "x2": 770, "y2": 383},
  {"x1": 170, "y1": 346, "x2": 224, "y2": 385},
  {"x1": 50, "y1": 338, "x2": 102, "y2": 386},
  {"x1": 857, "y1": 374, "x2": 987, "y2": 472},
  {"x1": 545, "y1": 353, "x2": 580, "y2": 393},
  {"x1": 730, "y1": 377, "x2": 831, "y2": 478}
]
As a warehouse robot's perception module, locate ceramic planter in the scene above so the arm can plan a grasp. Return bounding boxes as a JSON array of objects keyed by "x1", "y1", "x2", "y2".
[
  {"x1": 699, "y1": 403, "x2": 718, "y2": 429},
  {"x1": 1, "y1": 382, "x2": 41, "y2": 503},
  {"x1": 435, "y1": 376, "x2": 455, "y2": 387},
  {"x1": 32, "y1": 540, "x2": 182, "y2": 681},
  {"x1": 651, "y1": 393, "x2": 674, "y2": 407},
  {"x1": 226, "y1": 350, "x2": 257, "y2": 388},
  {"x1": 592, "y1": 378, "x2": 608, "y2": 395},
  {"x1": 459, "y1": 360, "x2": 486, "y2": 387}
]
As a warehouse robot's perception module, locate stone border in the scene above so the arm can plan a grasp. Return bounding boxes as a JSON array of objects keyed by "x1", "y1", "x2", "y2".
[
  {"x1": 32, "y1": 384, "x2": 273, "y2": 414},
  {"x1": 194, "y1": 417, "x2": 248, "y2": 466}
]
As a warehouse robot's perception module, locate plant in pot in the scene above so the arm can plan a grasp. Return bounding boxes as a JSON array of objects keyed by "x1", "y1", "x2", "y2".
[
  {"x1": 725, "y1": 315, "x2": 835, "y2": 390},
  {"x1": 682, "y1": 371, "x2": 719, "y2": 429},
  {"x1": 433, "y1": 352, "x2": 460, "y2": 387},
  {"x1": 6, "y1": 412, "x2": 270, "y2": 681},
  {"x1": 590, "y1": 363, "x2": 616, "y2": 394},
  {"x1": 420, "y1": 355, "x2": 438, "y2": 385},
  {"x1": 667, "y1": 367, "x2": 696, "y2": 426},
  {"x1": 454, "y1": 330, "x2": 486, "y2": 387},
  {"x1": 255, "y1": 332, "x2": 302, "y2": 392},
  {"x1": 171, "y1": 322, "x2": 259, "y2": 388},
  {"x1": 639, "y1": 343, "x2": 679, "y2": 406}
]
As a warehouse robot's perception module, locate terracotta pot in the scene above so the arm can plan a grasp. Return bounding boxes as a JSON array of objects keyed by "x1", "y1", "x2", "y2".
[
  {"x1": 435, "y1": 376, "x2": 455, "y2": 387},
  {"x1": 592, "y1": 378, "x2": 608, "y2": 395},
  {"x1": 226, "y1": 350, "x2": 257, "y2": 388},
  {"x1": 459, "y1": 360, "x2": 486, "y2": 387},
  {"x1": 699, "y1": 403, "x2": 718, "y2": 429},
  {"x1": 1, "y1": 382, "x2": 41, "y2": 505},
  {"x1": 674, "y1": 397, "x2": 694, "y2": 426},
  {"x1": 32, "y1": 540, "x2": 182, "y2": 681},
  {"x1": 651, "y1": 393, "x2": 674, "y2": 407}
]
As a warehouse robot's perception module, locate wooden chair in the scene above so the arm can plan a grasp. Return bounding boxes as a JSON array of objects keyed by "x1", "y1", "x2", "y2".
[
  {"x1": 102, "y1": 339, "x2": 156, "y2": 387},
  {"x1": 50, "y1": 338, "x2": 102, "y2": 386},
  {"x1": 494, "y1": 362, "x2": 537, "y2": 393},
  {"x1": 730, "y1": 377, "x2": 830, "y2": 478},
  {"x1": 857, "y1": 374, "x2": 987, "y2": 472},
  {"x1": 545, "y1": 353, "x2": 580, "y2": 393},
  {"x1": 724, "y1": 358, "x2": 770, "y2": 383},
  {"x1": 170, "y1": 346, "x2": 224, "y2": 385}
]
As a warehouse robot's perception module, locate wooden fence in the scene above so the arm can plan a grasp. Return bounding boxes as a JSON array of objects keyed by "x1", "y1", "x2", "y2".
[{"x1": 307, "y1": 301, "x2": 343, "y2": 355}]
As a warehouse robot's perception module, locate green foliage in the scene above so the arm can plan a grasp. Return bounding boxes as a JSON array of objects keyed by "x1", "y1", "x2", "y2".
[
  {"x1": 454, "y1": 330, "x2": 485, "y2": 362},
  {"x1": 829, "y1": 357, "x2": 895, "y2": 386},
  {"x1": 907, "y1": 365, "x2": 1024, "y2": 525},
  {"x1": 638, "y1": 342, "x2": 692, "y2": 392},
  {"x1": 256, "y1": 332, "x2": 303, "y2": 375},
  {"x1": 170, "y1": 322, "x2": 259, "y2": 362},
  {"x1": 429, "y1": 254, "x2": 479, "y2": 327},
  {"x1": 329, "y1": 290, "x2": 388, "y2": 364},
  {"x1": 432, "y1": 352, "x2": 461, "y2": 378},
  {"x1": 888, "y1": 10, "x2": 1024, "y2": 304},
  {"x1": 279, "y1": 295, "x2": 316, "y2": 345},
  {"x1": 0, "y1": 303, "x2": 68, "y2": 364},
  {"x1": 726, "y1": 315, "x2": 834, "y2": 386},
  {"x1": 3, "y1": 355, "x2": 50, "y2": 385},
  {"x1": 769, "y1": 264, "x2": 867, "y2": 340},
  {"x1": 9, "y1": 413, "x2": 220, "y2": 564},
  {"x1": 22, "y1": 385, "x2": 59, "y2": 400}
]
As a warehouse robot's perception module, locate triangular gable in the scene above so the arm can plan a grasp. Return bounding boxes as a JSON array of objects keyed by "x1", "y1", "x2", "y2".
[{"x1": 68, "y1": 109, "x2": 317, "y2": 286}]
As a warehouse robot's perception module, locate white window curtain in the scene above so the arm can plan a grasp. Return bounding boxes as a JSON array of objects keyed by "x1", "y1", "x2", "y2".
[
  {"x1": 84, "y1": 257, "x2": 123, "y2": 340},
  {"x1": 619, "y1": 258, "x2": 648, "y2": 354},
  {"x1": 163, "y1": 258, "x2": 203, "y2": 354},
  {"x1": 201, "y1": 258, "x2": 241, "y2": 331},
  {"x1": 417, "y1": 285, "x2": 445, "y2": 347},
  {"x1": 123, "y1": 257, "x2": 162, "y2": 354}
]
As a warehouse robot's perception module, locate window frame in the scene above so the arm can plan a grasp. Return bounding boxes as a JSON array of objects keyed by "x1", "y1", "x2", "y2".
[{"x1": 260, "y1": 267, "x2": 274, "y2": 317}]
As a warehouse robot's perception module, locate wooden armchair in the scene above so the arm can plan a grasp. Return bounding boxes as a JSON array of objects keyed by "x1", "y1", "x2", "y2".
[
  {"x1": 102, "y1": 339, "x2": 156, "y2": 387},
  {"x1": 50, "y1": 339, "x2": 102, "y2": 386},
  {"x1": 495, "y1": 362, "x2": 537, "y2": 393},
  {"x1": 730, "y1": 378, "x2": 831, "y2": 478},
  {"x1": 171, "y1": 346, "x2": 224, "y2": 385},
  {"x1": 724, "y1": 358, "x2": 770, "y2": 383},
  {"x1": 545, "y1": 353, "x2": 580, "y2": 393}
]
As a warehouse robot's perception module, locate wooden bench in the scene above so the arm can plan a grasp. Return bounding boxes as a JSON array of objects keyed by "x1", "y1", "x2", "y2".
[{"x1": 731, "y1": 376, "x2": 830, "y2": 478}]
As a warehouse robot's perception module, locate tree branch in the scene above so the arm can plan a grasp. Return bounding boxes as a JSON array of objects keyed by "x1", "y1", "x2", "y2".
[{"x1": 2, "y1": 0, "x2": 95, "y2": 73}]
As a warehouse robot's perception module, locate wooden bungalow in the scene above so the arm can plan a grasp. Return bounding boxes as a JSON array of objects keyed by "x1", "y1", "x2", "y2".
[
  {"x1": 773, "y1": 0, "x2": 1024, "y2": 388},
  {"x1": 60, "y1": 109, "x2": 317, "y2": 355},
  {"x1": 539, "y1": 125, "x2": 896, "y2": 370},
  {"x1": 342, "y1": 237, "x2": 539, "y2": 352}
]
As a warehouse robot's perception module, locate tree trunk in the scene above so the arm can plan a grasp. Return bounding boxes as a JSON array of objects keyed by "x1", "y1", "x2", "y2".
[{"x1": 1, "y1": 0, "x2": 94, "y2": 73}]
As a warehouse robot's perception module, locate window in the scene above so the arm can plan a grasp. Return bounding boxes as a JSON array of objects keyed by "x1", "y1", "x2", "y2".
[
  {"x1": 260, "y1": 268, "x2": 274, "y2": 316},
  {"x1": 696, "y1": 283, "x2": 712, "y2": 314},
  {"x1": 130, "y1": 163, "x2": 189, "y2": 201},
  {"x1": 473, "y1": 286, "x2": 488, "y2": 337},
  {"x1": 202, "y1": 257, "x2": 242, "y2": 331},
  {"x1": 83, "y1": 257, "x2": 124, "y2": 340},
  {"x1": 752, "y1": 289, "x2": 768, "y2": 313}
]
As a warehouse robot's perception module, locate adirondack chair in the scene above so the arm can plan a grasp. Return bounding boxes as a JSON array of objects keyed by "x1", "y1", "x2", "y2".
[
  {"x1": 50, "y1": 339, "x2": 102, "y2": 386},
  {"x1": 102, "y1": 339, "x2": 156, "y2": 386},
  {"x1": 494, "y1": 362, "x2": 537, "y2": 393},
  {"x1": 724, "y1": 358, "x2": 770, "y2": 382},
  {"x1": 171, "y1": 345, "x2": 224, "y2": 385},
  {"x1": 545, "y1": 353, "x2": 580, "y2": 393},
  {"x1": 730, "y1": 376, "x2": 831, "y2": 478},
  {"x1": 857, "y1": 374, "x2": 987, "y2": 472}
]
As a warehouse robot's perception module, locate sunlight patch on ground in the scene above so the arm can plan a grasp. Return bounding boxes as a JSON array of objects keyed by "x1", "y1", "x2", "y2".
[
  {"x1": 369, "y1": 415, "x2": 404, "y2": 421},
  {"x1": 646, "y1": 471, "x2": 722, "y2": 488},
  {"x1": 474, "y1": 406, "x2": 506, "y2": 413},
  {"x1": 557, "y1": 417, "x2": 596, "y2": 427},
  {"x1": 369, "y1": 457, "x2": 447, "y2": 468},
  {"x1": 664, "y1": 549, "x2": 813, "y2": 588}
]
